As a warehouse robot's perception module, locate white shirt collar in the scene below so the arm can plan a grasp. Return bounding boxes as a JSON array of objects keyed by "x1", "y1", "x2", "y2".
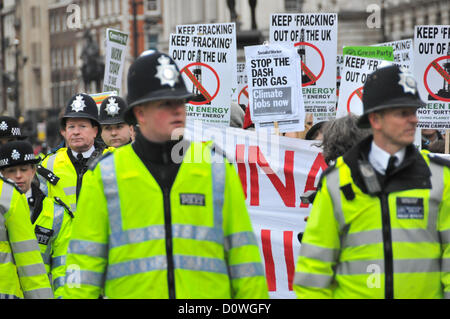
[
  {"x1": 71, "y1": 145, "x2": 95, "y2": 159},
  {"x1": 25, "y1": 189, "x2": 32, "y2": 199},
  {"x1": 368, "y1": 141, "x2": 406, "y2": 175}
]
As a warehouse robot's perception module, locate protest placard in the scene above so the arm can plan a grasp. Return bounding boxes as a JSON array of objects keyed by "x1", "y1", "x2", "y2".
[
  {"x1": 270, "y1": 13, "x2": 338, "y2": 123},
  {"x1": 336, "y1": 54, "x2": 343, "y2": 103},
  {"x1": 245, "y1": 44, "x2": 305, "y2": 133},
  {"x1": 343, "y1": 45, "x2": 394, "y2": 61},
  {"x1": 169, "y1": 33, "x2": 234, "y2": 126},
  {"x1": 414, "y1": 25, "x2": 450, "y2": 129},
  {"x1": 372, "y1": 39, "x2": 413, "y2": 70},
  {"x1": 176, "y1": 23, "x2": 238, "y2": 102},
  {"x1": 103, "y1": 28, "x2": 128, "y2": 95},
  {"x1": 336, "y1": 56, "x2": 384, "y2": 118},
  {"x1": 237, "y1": 62, "x2": 248, "y2": 110}
]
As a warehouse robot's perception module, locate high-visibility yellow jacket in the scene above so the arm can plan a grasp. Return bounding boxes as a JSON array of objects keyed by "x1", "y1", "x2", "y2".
[
  {"x1": 33, "y1": 195, "x2": 73, "y2": 299},
  {"x1": 63, "y1": 142, "x2": 269, "y2": 299},
  {"x1": 294, "y1": 141, "x2": 450, "y2": 299},
  {"x1": 0, "y1": 180, "x2": 53, "y2": 299},
  {"x1": 39, "y1": 146, "x2": 114, "y2": 213}
]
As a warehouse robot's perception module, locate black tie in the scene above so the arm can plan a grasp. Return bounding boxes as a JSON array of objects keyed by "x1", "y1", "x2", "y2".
[
  {"x1": 77, "y1": 153, "x2": 85, "y2": 164},
  {"x1": 385, "y1": 156, "x2": 397, "y2": 176}
]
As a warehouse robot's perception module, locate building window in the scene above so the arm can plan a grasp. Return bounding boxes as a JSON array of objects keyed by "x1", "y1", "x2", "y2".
[
  {"x1": 285, "y1": 0, "x2": 302, "y2": 12},
  {"x1": 31, "y1": 43, "x2": 41, "y2": 65},
  {"x1": 147, "y1": 33, "x2": 158, "y2": 50},
  {"x1": 31, "y1": 6, "x2": 41, "y2": 28},
  {"x1": 146, "y1": 0, "x2": 160, "y2": 14}
]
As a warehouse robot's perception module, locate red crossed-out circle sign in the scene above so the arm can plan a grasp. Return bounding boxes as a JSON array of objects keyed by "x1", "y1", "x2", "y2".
[
  {"x1": 423, "y1": 55, "x2": 450, "y2": 102},
  {"x1": 180, "y1": 62, "x2": 220, "y2": 105},
  {"x1": 294, "y1": 42, "x2": 325, "y2": 87},
  {"x1": 238, "y1": 85, "x2": 249, "y2": 108},
  {"x1": 346, "y1": 86, "x2": 364, "y2": 113}
]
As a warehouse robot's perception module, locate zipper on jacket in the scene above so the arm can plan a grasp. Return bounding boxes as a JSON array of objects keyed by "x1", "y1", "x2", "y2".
[
  {"x1": 163, "y1": 187, "x2": 176, "y2": 299},
  {"x1": 379, "y1": 193, "x2": 394, "y2": 299}
]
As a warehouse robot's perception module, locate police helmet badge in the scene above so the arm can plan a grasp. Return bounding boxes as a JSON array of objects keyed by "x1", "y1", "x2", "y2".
[
  {"x1": 105, "y1": 97, "x2": 120, "y2": 116},
  {"x1": 398, "y1": 66, "x2": 416, "y2": 95},
  {"x1": 11, "y1": 149, "x2": 20, "y2": 160},
  {"x1": 155, "y1": 55, "x2": 179, "y2": 88},
  {"x1": 71, "y1": 95, "x2": 87, "y2": 112},
  {"x1": 0, "y1": 121, "x2": 7, "y2": 131}
]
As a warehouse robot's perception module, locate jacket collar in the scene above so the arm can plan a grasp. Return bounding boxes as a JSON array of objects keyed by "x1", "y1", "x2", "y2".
[{"x1": 342, "y1": 135, "x2": 431, "y2": 194}]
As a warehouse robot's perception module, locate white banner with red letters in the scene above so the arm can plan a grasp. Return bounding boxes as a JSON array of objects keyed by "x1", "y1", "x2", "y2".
[{"x1": 185, "y1": 122, "x2": 327, "y2": 299}]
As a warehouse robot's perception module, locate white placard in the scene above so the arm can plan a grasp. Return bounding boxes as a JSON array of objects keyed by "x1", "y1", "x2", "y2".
[
  {"x1": 336, "y1": 56, "x2": 385, "y2": 117},
  {"x1": 414, "y1": 25, "x2": 450, "y2": 129},
  {"x1": 169, "y1": 33, "x2": 234, "y2": 126},
  {"x1": 103, "y1": 28, "x2": 129, "y2": 95},
  {"x1": 245, "y1": 44, "x2": 305, "y2": 132},
  {"x1": 270, "y1": 13, "x2": 338, "y2": 123},
  {"x1": 373, "y1": 39, "x2": 414, "y2": 71}
]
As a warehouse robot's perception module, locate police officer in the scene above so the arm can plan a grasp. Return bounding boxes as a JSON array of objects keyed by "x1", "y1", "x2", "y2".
[
  {"x1": 39, "y1": 93, "x2": 114, "y2": 212},
  {"x1": 0, "y1": 141, "x2": 73, "y2": 298},
  {"x1": 64, "y1": 50, "x2": 269, "y2": 299},
  {"x1": 99, "y1": 95, "x2": 134, "y2": 148},
  {"x1": 0, "y1": 148, "x2": 53, "y2": 298},
  {"x1": 0, "y1": 116, "x2": 27, "y2": 145},
  {"x1": 294, "y1": 65, "x2": 450, "y2": 299}
]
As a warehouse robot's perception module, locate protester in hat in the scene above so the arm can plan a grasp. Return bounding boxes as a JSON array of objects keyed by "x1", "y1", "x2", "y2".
[
  {"x1": 294, "y1": 65, "x2": 450, "y2": 299},
  {"x1": 39, "y1": 93, "x2": 114, "y2": 213},
  {"x1": 99, "y1": 95, "x2": 134, "y2": 148},
  {"x1": 422, "y1": 129, "x2": 443, "y2": 150},
  {"x1": 0, "y1": 141, "x2": 73, "y2": 298},
  {"x1": 64, "y1": 50, "x2": 268, "y2": 299},
  {"x1": 305, "y1": 120, "x2": 326, "y2": 141},
  {"x1": 230, "y1": 101, "x2": 245, "y2": 128},
  {"x1": 0, "y1": 116, "x2": 27, "y2": 144}
]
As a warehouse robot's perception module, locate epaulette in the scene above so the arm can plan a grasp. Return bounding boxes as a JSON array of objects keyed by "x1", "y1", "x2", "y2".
[
  {"x1": 428, "y1": 153, "x2": 450, "y2": 168},
  {"x1": 36, "y1": 165, "x2": 60, "y2": 186},
  {"x1": 0, "y1": 176, "x2": 23, "y2": 194},
  {"x1": 88, "y1": 151, "x2": 114, "y2": 171},
  {"x1": 54, "y1": 197, "x2": 74, "y2": 219}
]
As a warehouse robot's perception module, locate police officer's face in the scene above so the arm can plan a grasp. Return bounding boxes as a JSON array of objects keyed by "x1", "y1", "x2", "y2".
[
  {"x1": 1, "y1": 164, "x2": 36, "y2": 193},
  {"x1": 101, "y1": 123, "x2": 132, "y2": 148},
  {"x1": 133, "y1": 99, "x2": 186, "y2": 143},
  {"x1": 369, "y1": 107, "x2": 418, "y2": 152},
  {"x1": 63, "y1": 118, "x2": 98, "y2": 152}
]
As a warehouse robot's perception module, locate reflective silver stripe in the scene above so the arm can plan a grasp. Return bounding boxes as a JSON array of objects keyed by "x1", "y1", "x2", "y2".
[
  {"x1": 324, "y1": 169, "x2": 346, "y2": 232},
  {"x1": 68, "y1": 240, "x2": 108, "y2": 259},
  {"x1": 0, "y1": 252, "x2": 13, "y2": 264},
  {"x1": 52, "y1": 255, "x2": 66, "y2": 268},
  {"x1": 0, "y1": 229, "x2": 6, "y2": 241},
  {"x1": 37, "y1": 174, "x2": 49, "y2": 196},
  {"x1": 173, "y1": 224, "x2": 223, "y2": 244},
  {"x1": 224, "y1": 231, "x2": 258, "y2": 251},
  {"x1": 294, "y1": 272, "x2": 333, "y2": 288},
  {"x1": 64, "y1": 186, "x2": 77, "y2": 196},
  {"x1": 109, "y1": 225, "x2": 165, "y2": 248},
  {"x1": 18, "y1": 263, "x2": 47, "y2": 277},
  {"x1": 442, "y1": 258, "x2": 450, "y2": 272},
  {"x1": 428, "y1": 161, "x2": 444, "y2": 233},
  {"x1": 100, "y1": 155, "x2": 122, "y2": 234},
  {"x1": 440, "y1": 230, "x2": 450, "y2": 244},
  {"x1": 175, "y1": 255, "x2": 228, "y2": 274},
  {"x1": 211, "y1": 151, "x2": 225, "y2": 241},
  {"x1": 300, "y1": 243, "x2": 339, "y2": 263},
  {"x1": 106, "y1": 256, "x2": 167, "y2": 280},
  {"x1": 23, "y1": 287, "x2": 54, "y2": 299},
  {"x1": 0, "y1": 294, "x2": 20, "y2": 299},
  {"x1": 70, "y1": 203, "x2": 76, "y2": 212},
  {"x1": 46, "y1": 154, "x2": 57, "y2": 173},
  {"x1": 336, "y1": 258, "x2": 440, "y2": 275},
  {"x1": 53, "y1": 276, "x2": 65, "y2": 291},
  {"x1": 343, "y1": 228, "x2": 439, "y2": 248},
  {"x1": 0, "y1": 182, "x2": 13, "y2": 215},
  {"x1": 445, "y1": 291, "x2": 450, "y2": 299},
  {"x1": 229, "y1": 262, "x2": 264, "y2": 279},
  {"x1": 11, "y1": 239, "x2": 40, "y2": 253},
  {"x1": 76, "y1": 270, "x2": 104, "y2": 288}
]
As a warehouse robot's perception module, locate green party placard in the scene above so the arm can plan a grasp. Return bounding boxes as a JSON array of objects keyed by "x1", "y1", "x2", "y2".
[{"x1": 343, "y1": 46, "x2": 394, "y2": 61}]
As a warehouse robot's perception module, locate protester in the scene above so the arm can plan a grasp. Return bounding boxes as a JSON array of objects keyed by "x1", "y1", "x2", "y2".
[
  {"x1": 305, "y1": 120, "x2": 326, "y2": 141},
  {"x1": 39, "y1": 93, "x2": 114, "y2": 213},
  {"x1": 320, "y1": 114, "x2": 371, "y2": 165},
  {"x1": 63, "y1": 50, "x2": 269, "y2": 299},
  {"x1": 422, "y1": 129, "x2": 443, "y2": 150},
  {"x1": 99, "y1": 95, "x2": 134, "y2": 148},
  {"x1": 428, "y1": 139, "x2": 445, "y2": 154},
  {"x1": 294, "y1": 65, "x2": 450, "y2": 299},
  {"x1": 230, "y1": 101, "x2": 245, "y2": 128},
  {"x1": 0, "y1": 141, "x2": 73, "y2": 298}
]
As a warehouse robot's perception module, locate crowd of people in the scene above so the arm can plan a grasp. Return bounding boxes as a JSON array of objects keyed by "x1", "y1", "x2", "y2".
[{"x1": 0, "y1": 48, "x2": 449, "y2": 299}]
